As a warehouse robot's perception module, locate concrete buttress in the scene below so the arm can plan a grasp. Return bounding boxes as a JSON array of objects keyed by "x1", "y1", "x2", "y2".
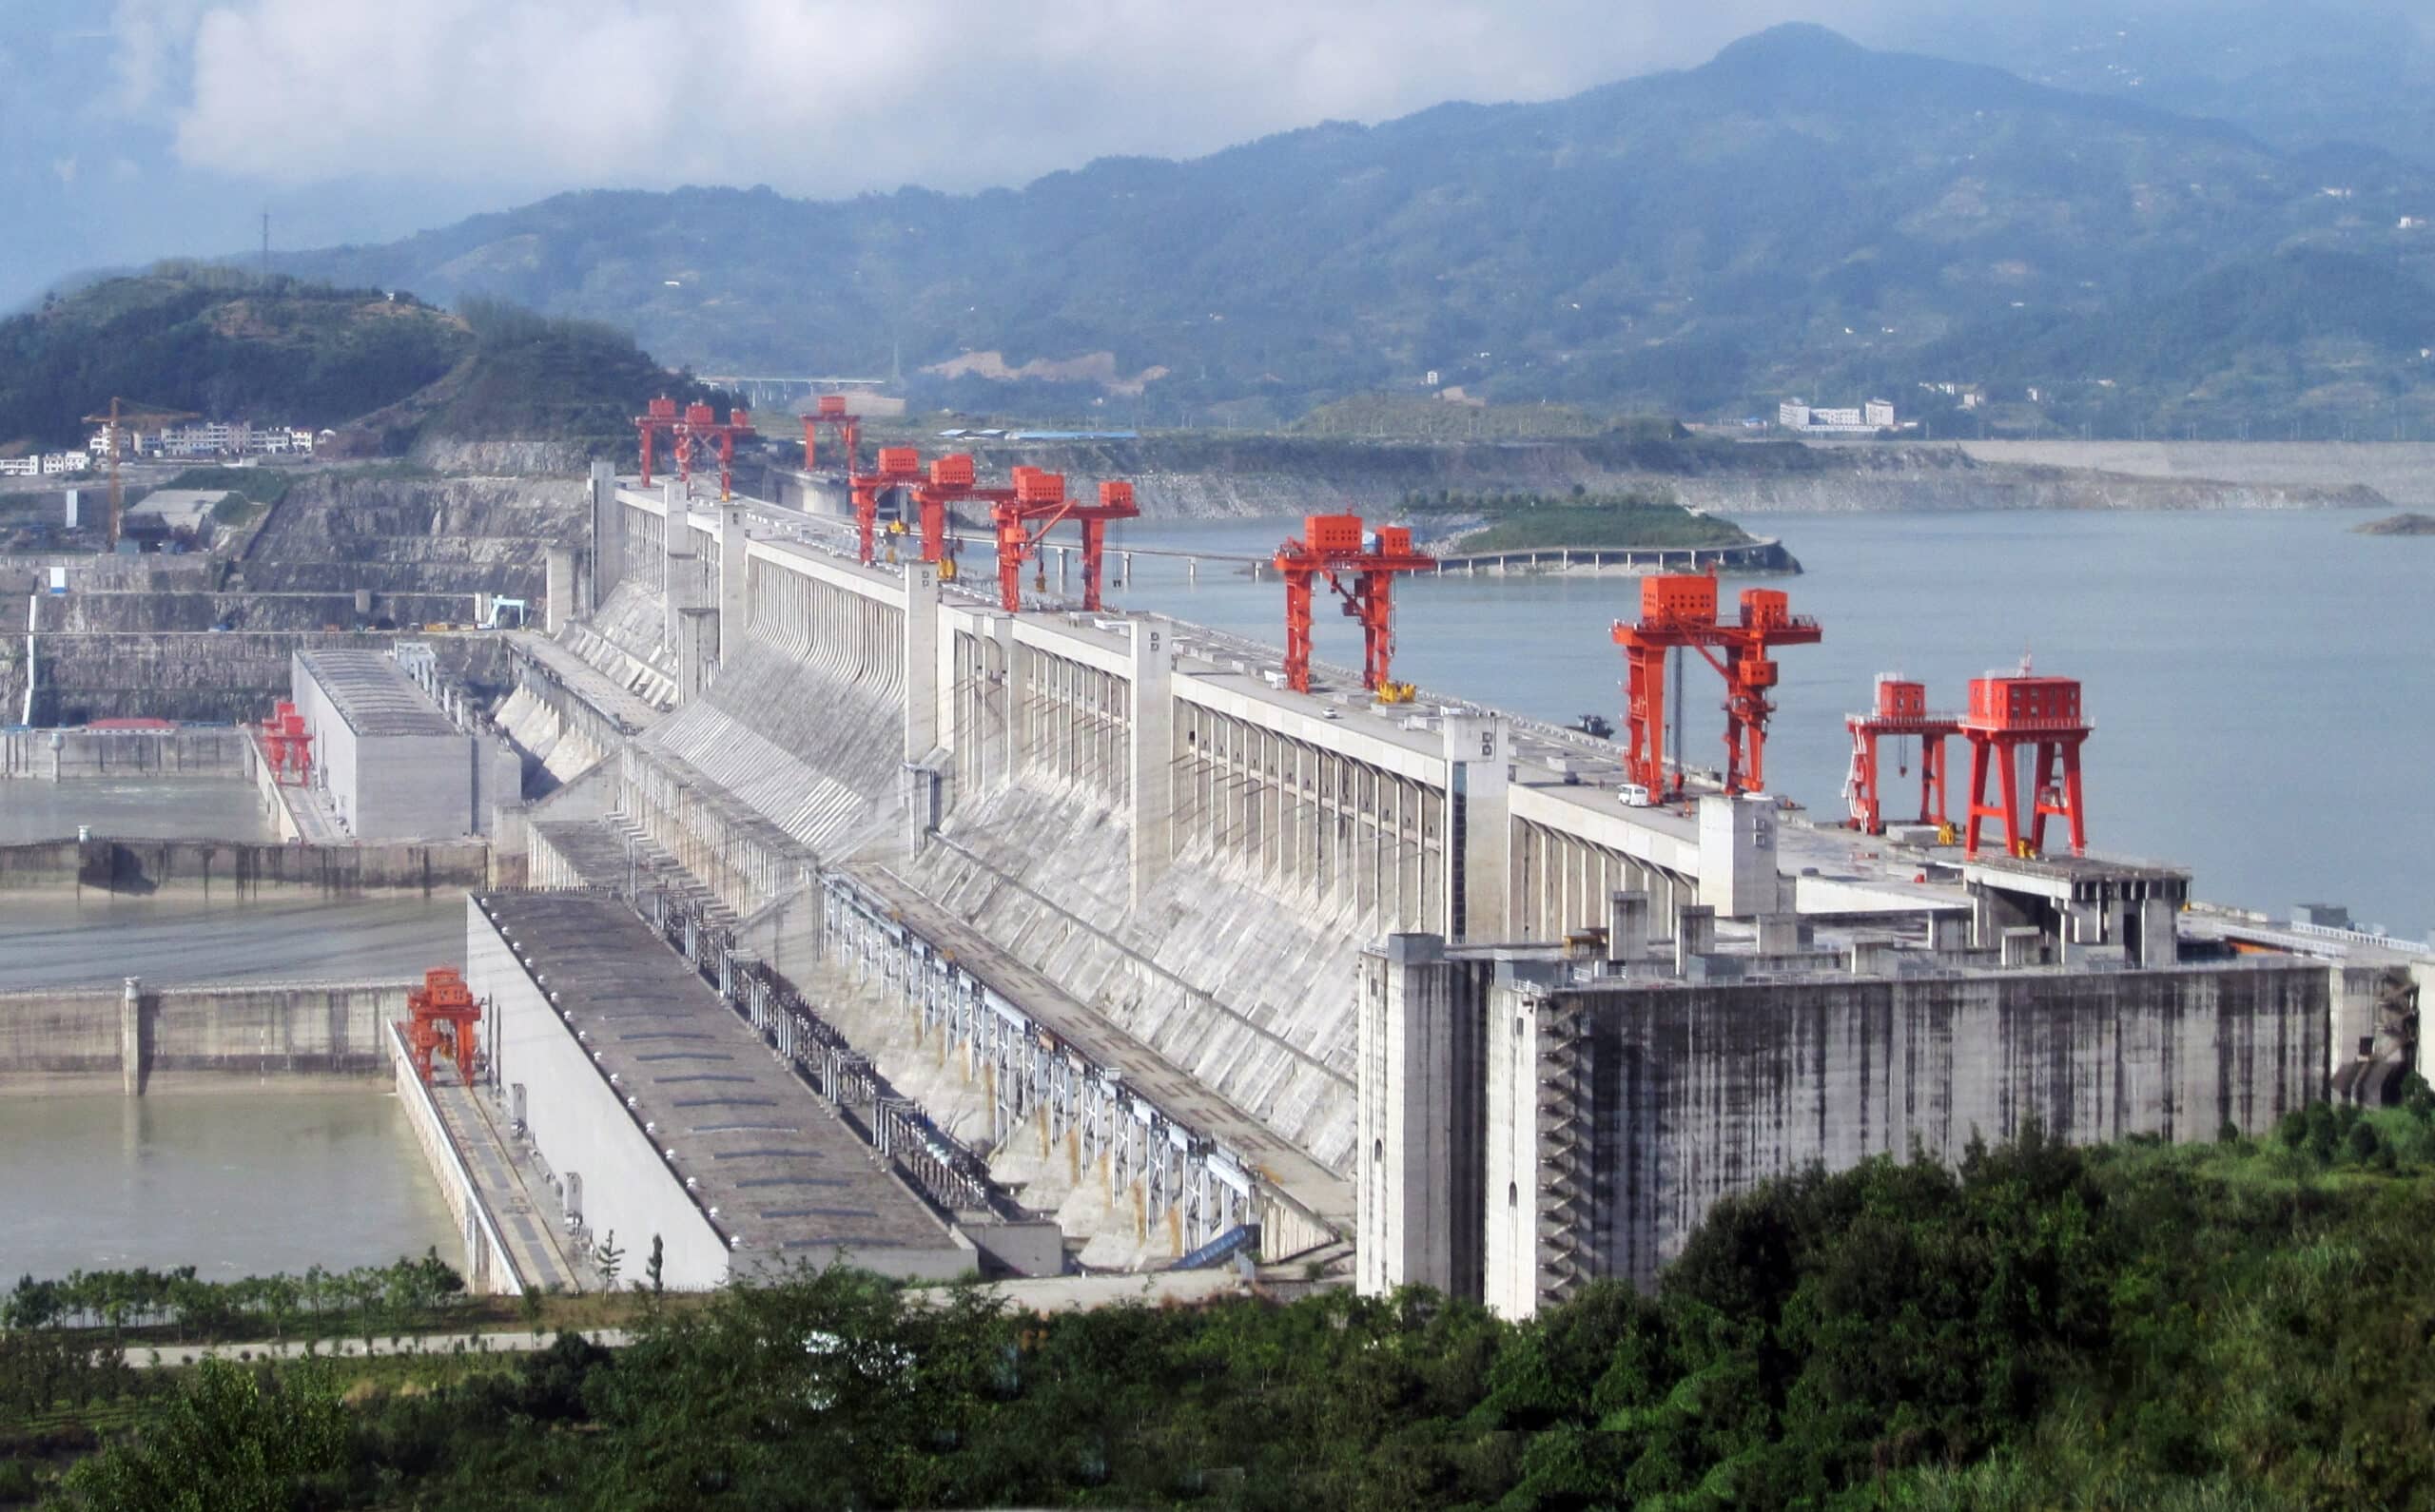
[
  {"x1": 718, "y1": 506, "x2": 749, "y2": 652},
  {"x1": 1128, "y1": 616, "x2": 1175, "y2": 906},
  {"x1": 544, "y1": 547, "x2": 574, "y2": 636},
  {"x1": 661, "y1": 481, "x2": 694, "y2": 662},
  {"x1": 1442, "y1": 715, "x2": 1510, "y2": 941},
  {"x1": 589, "y1": 461, "x2": 621, "y2": 604},
  {"x1": 902, "y1": 562, "x2": 940, "y2": 762}
]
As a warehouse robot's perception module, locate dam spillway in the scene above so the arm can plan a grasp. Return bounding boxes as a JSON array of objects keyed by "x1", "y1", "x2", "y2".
[{"x1": 467, "y1": 465, "x2": 2426, "y2": 1304}]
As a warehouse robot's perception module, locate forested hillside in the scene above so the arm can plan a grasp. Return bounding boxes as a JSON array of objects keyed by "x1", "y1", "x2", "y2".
[
  {"x1": 275, "y1": 25, "x2": 2435, "y2": 436},
  {"x1": 0, "y1": 272, "x2": 729, "y2": 459},
  {"x1": 0, "y1": 268, "x2": 467, "y2": 452}
]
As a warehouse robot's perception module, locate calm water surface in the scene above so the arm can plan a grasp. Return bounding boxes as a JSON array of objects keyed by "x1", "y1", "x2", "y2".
[
  {"x1": 1101, "y1": 510, "x2": 2433, "y2": 937},
  {"x1": 0, "y1": 777, "x2": 274, "y2": 843},
  {"x1": 0, "y1": 1092, "x2": 458, "y2": 1280}
]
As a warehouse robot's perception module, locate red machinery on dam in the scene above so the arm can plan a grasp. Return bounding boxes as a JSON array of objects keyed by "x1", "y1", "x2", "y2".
[
  {"x1": 1272, "y1": 514, "x2": 1434, "y2": 697},
  {"x1": 1843, "y1": 673, "x2": 1959, "y2": 837},
  {"x1": 399, "y1": 966, "x2": 482, "y2": 1088},
  {"x1": 634, "y1": 397, "x2": 757, "y2": 501},
  {"x1": 1611, "y1": 573, "x2": 1821, "y2": 800}
]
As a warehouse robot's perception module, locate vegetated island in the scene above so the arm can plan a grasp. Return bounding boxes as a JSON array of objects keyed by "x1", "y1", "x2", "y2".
[
  {"x1": 2355, "y1": 512, "x2": 2435, "y2": 535},
  {"x1": 1401, "y1": 486, "x2": 1798, "y2": 572}
]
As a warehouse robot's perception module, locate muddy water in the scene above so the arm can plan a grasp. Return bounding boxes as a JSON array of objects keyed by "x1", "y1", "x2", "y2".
[{"x1": 0, "y1": 1091, "x2": 458, "y2": 1281}]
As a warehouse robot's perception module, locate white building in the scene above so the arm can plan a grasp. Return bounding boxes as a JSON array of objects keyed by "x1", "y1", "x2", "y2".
[
  {"x1": 1863, "y1": 398, "x2": 1896, "y2": 429},
  {"x1": 1778, "y1": 400, "x2": 1811, "y2": 428},
  {"x1": 88, "y1": 419, "x2": 312, "y2": 461}
]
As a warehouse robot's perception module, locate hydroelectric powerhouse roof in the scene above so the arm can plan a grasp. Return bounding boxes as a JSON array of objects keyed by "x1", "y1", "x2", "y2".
[
  {"x1": 471, "y1": 891, "x2": 960, "y2": 1261},
  {"x1": 294, "y1": 649, "x2": 458, "y2": 739}
]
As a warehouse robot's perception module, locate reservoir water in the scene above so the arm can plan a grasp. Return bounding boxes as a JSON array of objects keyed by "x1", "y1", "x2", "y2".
[
  {"x1": 0, "y1": 1091, "x2": 458, "y2": 1281},
  {"x1": 1103, "y1": 509, "x2": 2433, "y2": 939}
]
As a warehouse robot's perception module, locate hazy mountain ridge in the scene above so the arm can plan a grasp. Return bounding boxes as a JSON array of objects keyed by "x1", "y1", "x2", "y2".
[{"x1": 259, "y1": 24, "x2": 2435, "y2": 433}]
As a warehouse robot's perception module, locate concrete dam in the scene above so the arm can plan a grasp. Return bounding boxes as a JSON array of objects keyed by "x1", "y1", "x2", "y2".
[{"x1": 445, "y1": 464, "x2": 2427, "y2": 1305}]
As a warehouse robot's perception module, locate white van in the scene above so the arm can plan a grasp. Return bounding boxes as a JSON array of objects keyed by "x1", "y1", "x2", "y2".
[{"x1": 1617, "y1": 783, "x2": 1655, "y2": 809}]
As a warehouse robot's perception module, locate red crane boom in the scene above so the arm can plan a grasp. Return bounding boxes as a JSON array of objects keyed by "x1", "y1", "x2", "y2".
[{"x1": 985, "y1": 470, "x2": 1141, "y2": 612}]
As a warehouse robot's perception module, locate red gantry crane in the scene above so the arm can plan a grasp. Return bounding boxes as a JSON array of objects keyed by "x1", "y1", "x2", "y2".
[
  {"x1": 257, "y1": 700, "x2": 315, "y2": 786},
  {"x1": 399, "y1": 967, "x2": 482, "y2": 1088},
  {"x1": 1271, "y1": 514, "x2": 1434, "y2": 698},
  {"x1": 1610, "y1": 573, "x2": 1821, "y2": 800},
  {"x1": 799, "y1": 394, "x2": 862, "y2": 475},
  {"x1": 634, "y1": 396, "x2": 679, "y2": 487},
  {"x1": 634, "y1": 397, "x2": 755, "y2": 500},
  {"x1": 1843, "y1": 673, "x2": 1960, "y2": 835},
  {"x1": 986, "y1": 469, "x2": 1140, "y2": 612},
  {"x1": 911, "y1": 453, "x2": 1003, "y2": 574},
  {"x1": 848, "y1": 446, "x2": 925, "y2": 566},
  {"x1": 1959, "y1": 660, "x2": 2091, "y2": 861},
  {"x1": 674, "y1": 401, "x2": 754, "y2": 501}
]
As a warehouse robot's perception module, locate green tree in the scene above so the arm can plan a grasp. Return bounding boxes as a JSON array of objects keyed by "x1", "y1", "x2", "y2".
[
  {"x1": 62, "y1": 1358, "x2": 344, "y2": 1511},
  {"x1": 593, "y1": 1231, "x2": 625, "y2": 1292}
]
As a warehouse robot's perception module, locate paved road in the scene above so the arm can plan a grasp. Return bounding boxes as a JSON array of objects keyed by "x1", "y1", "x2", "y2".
[{"x1": 120, "y1": 1270, "x2": 1259, "y2": 1367}]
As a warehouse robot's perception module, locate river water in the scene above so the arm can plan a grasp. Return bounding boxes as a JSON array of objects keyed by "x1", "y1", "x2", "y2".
[
  {"x1": 1101, "y1": 509, "x2": 2432, "y2": 939},
  {"x1": 0, "y1": 777, "x2": 275, "y2": 844},
  {"x1": 0, "y1": 1092, "x2": 459, "y2": 1281}
]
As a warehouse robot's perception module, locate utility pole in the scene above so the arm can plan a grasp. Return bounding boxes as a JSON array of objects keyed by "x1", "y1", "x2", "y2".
[{"x1": 261, "y1": 212, "x2": 271, "y2": 280}]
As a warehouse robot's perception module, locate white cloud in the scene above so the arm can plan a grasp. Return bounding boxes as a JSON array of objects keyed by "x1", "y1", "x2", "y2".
[
  {"x1": 157, "y1": 0, "x2": 1849, "y2": 198},
  {"x1": 51, "y1": 155, "x2": 78, "y2": 184},
  {"x1": 108, "y1": 0, "x2": 211, "y2": 114}
]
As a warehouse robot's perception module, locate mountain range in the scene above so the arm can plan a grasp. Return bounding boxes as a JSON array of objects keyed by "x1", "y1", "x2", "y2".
[{"x1": 149, "y1": 25, "x2": 2435, "y2": 434}]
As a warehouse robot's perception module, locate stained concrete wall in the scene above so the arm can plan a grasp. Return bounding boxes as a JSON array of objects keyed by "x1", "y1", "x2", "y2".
[
  {"x1": 0, "y1": 838, "x2": 492, "y2": 897},
  {"x1": 1482, "y1": 960, "x2": 2329, "y2": 1315},
  {"x1": 0, "y1": 979, "x2": 410, "y2": 1092},
  {"x1": 1355, "y1": 935, "x2": 1488, "y2": 1299},
  {"x1": 0, "y1": 727, "x2": 251, "y2": 781}
]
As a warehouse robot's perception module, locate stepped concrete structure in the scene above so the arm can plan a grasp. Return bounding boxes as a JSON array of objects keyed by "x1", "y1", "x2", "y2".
[{"x1": 481, "y1": 463, "x2": 2423, "y2": 1299}]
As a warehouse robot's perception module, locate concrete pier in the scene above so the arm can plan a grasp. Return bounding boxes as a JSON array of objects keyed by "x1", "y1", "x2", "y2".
[{"x1": 119, "y1": 977, "x2": 141, "y2": 1095}]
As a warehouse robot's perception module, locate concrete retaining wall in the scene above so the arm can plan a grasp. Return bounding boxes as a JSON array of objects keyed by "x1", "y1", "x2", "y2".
[
  {"x1": 0, "y1": 979, "x2": 411, "y2": 1093},
  {"x1": 0, "y1": 838, "x2": 493, "y2": 898},
  {"x1": 386, "y1": 1021, "x2": 525, "y2": 1296},
  {"x1": 0, "y1": 727, "x2": 251, "y2": 780}
]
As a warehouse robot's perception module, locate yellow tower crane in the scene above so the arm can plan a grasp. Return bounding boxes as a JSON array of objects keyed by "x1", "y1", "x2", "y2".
[{"x1": 80, "y1": 397, "x2": 199, "y2": 552}]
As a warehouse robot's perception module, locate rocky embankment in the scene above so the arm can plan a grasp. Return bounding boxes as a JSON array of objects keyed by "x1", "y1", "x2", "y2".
[
  {"x1": 6, "y1": 473, "x2": 580, "y2": 724},
  {"x1": 238, "y1": 472, "x2": 586, "y2": 596},
  {"x1": 937, "y1": 436, "x2": 2386, "y2": 519}
]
